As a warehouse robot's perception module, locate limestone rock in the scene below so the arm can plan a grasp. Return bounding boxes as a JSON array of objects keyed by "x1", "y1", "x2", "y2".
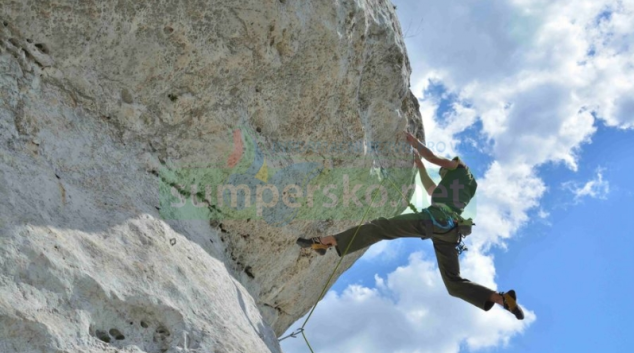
[{"x1": 0, "y1": 0, "x2": 422, "y2": 352}]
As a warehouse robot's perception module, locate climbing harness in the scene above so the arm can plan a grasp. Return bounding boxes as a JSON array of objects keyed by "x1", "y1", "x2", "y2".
[
  {"x1": 421, "y1": 206, "x2": 455, "y2": 230},
  {"x1": 382, "y1": 167, "x2": 473, "y2": 256},
  {"x1": 421, "y1": 205, "x2": 474, "y2": 255},
  {"x1": 456, "y1": 218, "x2": 474, "y2": 255},
  {"x1": 455, "y1": 235, "x2": 468, "y2": 255}
]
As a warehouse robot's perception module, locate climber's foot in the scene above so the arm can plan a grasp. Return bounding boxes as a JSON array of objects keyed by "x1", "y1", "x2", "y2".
[
  {"x1": 296, "y1": 237, "x2": 330, "y2": 255},
  {"x1": 501, "y1": 290, "x2": 525, "y2": 320}
]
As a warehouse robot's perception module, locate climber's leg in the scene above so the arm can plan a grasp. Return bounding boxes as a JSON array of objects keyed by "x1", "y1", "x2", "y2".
[
  {"x1": 431, "y1": 234, "x2": 496, "y2": 311},
  {"x1": 331, "y1": 212, "x2": 427, "y2": 256}
]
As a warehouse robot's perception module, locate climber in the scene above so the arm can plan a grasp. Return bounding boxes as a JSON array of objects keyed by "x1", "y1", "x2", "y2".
[{"x1": 297, "y1": 131, "x2": 525, "y2": 320}]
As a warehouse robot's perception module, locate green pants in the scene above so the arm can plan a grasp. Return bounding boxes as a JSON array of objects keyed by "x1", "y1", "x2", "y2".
[{"x1": 333, "y1": 212, "x2": 495, "y2": 311}]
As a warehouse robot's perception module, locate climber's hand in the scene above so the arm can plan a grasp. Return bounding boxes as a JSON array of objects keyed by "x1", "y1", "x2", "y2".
[
  {"x1": 403, "y1": 131, "x2": 457, "y2": 169},
  {"x1": 412, "y1": 149, "x2": 425, "y2": 169},
  {"x1": 404, "y1": 131, "x2": 419, "y2": 147}
]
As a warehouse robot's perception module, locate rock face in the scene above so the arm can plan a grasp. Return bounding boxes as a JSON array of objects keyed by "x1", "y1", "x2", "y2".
[{"x1": 0, "y1": 0, "x2": 422, "y2": 352}]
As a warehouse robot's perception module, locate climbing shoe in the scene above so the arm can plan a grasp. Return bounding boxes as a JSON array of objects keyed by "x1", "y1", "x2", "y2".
[
  {"x1": 296, "y1": 237, "x2": 329, "y2": 255},
  {"x1": 501, "y1": 290, "x2": 524, "y2": 320}
]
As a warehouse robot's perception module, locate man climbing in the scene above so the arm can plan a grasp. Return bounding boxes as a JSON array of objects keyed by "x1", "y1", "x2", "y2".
[{"x1": 297, "y1": 131, "x2": 525, "y2": 320}]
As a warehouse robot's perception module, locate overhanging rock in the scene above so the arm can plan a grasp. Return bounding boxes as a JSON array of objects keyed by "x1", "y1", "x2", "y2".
[{"x1": 0, "y1": 0, "x2": 423, "y2": 351}]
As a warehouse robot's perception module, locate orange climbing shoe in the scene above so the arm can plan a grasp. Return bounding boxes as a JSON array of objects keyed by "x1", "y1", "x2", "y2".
[
  {"x1": 501, "y1": 290, "x2": 525, "y2": 320},
  {"x1": 296, "y1": 237, "x2": 330, "y2": 255}
]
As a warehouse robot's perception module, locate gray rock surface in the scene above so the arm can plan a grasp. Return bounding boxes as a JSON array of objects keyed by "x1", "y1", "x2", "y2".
[{"x1": 0, "y1": 0, "x2": 422, "y2": 352}]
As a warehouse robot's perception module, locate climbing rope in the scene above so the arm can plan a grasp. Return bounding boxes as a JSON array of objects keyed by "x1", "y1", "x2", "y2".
[
  {"x1": 281, "y1": 164, "x2": 470, "y2": 350},
  {"x1": 382, "y1": 167, "x2": 469, "y2": 255},
  {"x1": 278, "y1": 328, "x2": 304, "y2": 342},
  {"x1": 380, "y1": 167, "x2": 419, "y2": 214},
  {"x1": 381, "y1": 168, "x2": 469, "y2": 256},
  {"x1": 283, "y1": 167, "x2": 422, "y2": 350},
  {"x1": 280, "y1": 176, "x2": 387, "y2": 352}
]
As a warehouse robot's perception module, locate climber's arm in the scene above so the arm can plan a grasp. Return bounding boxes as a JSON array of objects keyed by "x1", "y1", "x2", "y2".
[
  {"x1": 414, "y1": 154, "x2": 437, "y2": 196},
  {"x1": 405, "y1": 132, "x2": 459, "y2": 169}
]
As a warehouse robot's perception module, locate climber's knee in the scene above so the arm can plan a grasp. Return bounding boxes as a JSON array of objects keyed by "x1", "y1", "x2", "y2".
[
  {"x1": 442, "y1": 275, "x2": 464, "y2": 298},
  {"x1": 445, "y1": 284, "x2": 460, "y2": 298}
]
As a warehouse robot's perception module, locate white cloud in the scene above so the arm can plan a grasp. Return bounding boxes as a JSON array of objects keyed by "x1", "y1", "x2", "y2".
[
  {"x1": 582, "y1": 2, "x2": 634, "y2": 129},
  {"x1": 416, "y1": 93, "x2": 469, "y2": 159},
  {"x1": 468, "y1": 161, "x2": 546, "y2": 251},
  {"x1": 562, "y1": 168, "x2": 610, "y2": 202},
  {"x1": 535, "y1": 208, "x2": 551, "y2": 225},
  {"x1": 401, "y1": 0, "x2": 633, "y2": 164},
  {"x1": 361, "y1": 239, "x2": 400, "y2": 262},
  {"x1": 282, "y1": 251, "x2": 535, "y2": 353}
]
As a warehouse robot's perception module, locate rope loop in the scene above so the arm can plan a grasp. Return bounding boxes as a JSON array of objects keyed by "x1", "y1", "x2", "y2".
[{"x1": 278, "y1": 328, "x2": 305, "y2": 342}]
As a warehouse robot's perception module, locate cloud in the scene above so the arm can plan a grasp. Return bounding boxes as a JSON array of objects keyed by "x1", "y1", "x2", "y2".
[
  {"x1": 360, "y1": 239, "x2": 400, "y2": 262},
  {"x1": 419, "y1": 81, "x2": 480, "y2": 158},
  {"x1": 282, "y1": 251, "x2": 535, "y2": 353},
  {"x1": 398, "y1": 0, "x2": 541, "y2": 89},
  {"x1": 401, "y1": 0, "x2": 634, "y2": 163},
  {"x1": 468, "y1": 161, "x2": 546, "y2": 251},
  {"x1": 562, "y1": 168, "x2": 610, "y2": 202},
  {"x1": 583, "y1": 2, "x2": 634, "y2": 129}
]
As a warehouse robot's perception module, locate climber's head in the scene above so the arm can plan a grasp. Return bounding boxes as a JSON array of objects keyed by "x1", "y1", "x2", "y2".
[
  {"x1": 439, "y1": 167, "x2": 448, "y2": 179},
  {"x1": 439, "y1": 156, "x2": 461, "y2": 179}
]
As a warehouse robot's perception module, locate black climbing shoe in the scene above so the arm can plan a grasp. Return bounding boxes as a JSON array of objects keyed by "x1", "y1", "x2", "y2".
[
  {"x1": 296, "y1": 237, "x2": 329, "y2": 255},
  {"x1": 501, "y1": 290, "x2": 524, "y2": 320}
]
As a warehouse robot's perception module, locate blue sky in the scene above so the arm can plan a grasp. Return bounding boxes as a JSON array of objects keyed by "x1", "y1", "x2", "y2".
[
  {"x1": 282, "y1": 1, "x2": 634, "y2": 352},
  {"x1": 492, "y1": 124, "x2": 634, "y2": 353}
]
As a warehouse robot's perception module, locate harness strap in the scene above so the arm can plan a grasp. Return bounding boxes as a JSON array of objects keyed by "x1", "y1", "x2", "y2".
[
  {"x1": 422, "y1": 205, "x2": 472, "y2": 255},
  {"x1": 422, "y1": 205, "x2": 456, "y2": 230}
]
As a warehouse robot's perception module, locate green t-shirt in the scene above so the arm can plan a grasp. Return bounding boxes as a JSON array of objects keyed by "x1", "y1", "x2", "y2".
[{"x1": 431, "y1": 164, "x2": 477, "y2": 215}]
